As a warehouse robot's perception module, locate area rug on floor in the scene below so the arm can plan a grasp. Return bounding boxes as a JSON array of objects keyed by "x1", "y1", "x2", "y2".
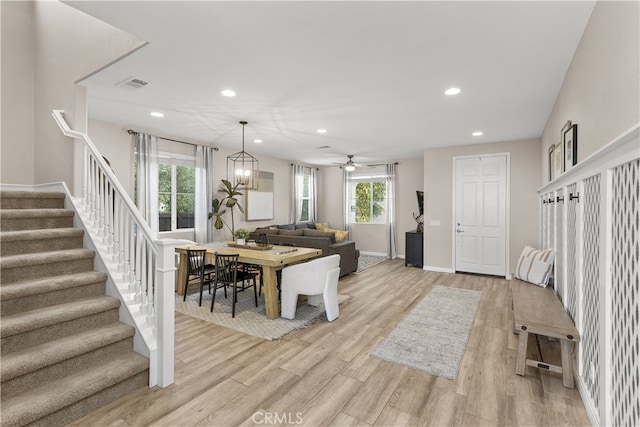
[
  {"x1": 371, "y1": 286, "x2": 482, "y2": 380},
  {"x1": 357, "y1": 254, "x2": 389, "y2": 272},
  {"x1": 175, "y1": 288, "x2": 349, "y2": 340}
]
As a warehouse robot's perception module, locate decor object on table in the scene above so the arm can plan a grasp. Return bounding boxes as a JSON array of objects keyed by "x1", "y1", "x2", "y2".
[
  {"x1": 514, "y1": 245, "x2": 555, "y2": 287},
  {"x1": 563, "y1": 121, "x2": 578, "y2": 172},
  {"x1": 208, "y1": 179, "x2": 244, "y2": 237},
  {"x1": 234, "y1": 228, "x2": 249, "y2": 245},
  {"x1": 227, "y1": 120, "x2": 259, "y2": 190},
  {"x1": 280, "y1": 254, "x2": 341, "y2": 322},
  {"x1": 371, "y1": 286, "x2": 482, "y2": 380}
]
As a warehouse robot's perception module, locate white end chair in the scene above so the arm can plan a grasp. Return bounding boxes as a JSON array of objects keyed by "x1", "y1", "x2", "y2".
[{"x1": 280, "y1": 254, "x2": 341, "y2": 322}]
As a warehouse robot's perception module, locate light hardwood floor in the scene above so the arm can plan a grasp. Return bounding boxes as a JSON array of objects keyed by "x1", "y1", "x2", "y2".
[{"x1": 72, "y1": 259, "x2": 591, "y2": 427}]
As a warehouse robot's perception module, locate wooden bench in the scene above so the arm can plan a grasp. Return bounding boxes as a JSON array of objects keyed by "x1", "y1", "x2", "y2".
[{"x1": 511, "y1": 279, "x2": 580, "y2": 388}]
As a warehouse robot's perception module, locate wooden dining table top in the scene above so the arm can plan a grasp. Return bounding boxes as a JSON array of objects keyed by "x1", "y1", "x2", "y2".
[{"x1": 174, "y1": 242, "x2": 322, "y2": 266}]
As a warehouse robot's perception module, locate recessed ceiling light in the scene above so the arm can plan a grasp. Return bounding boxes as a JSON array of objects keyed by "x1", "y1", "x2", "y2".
[
  {"x1": 253, "y1": 139, "x2": 263, "y2": 143},
  {"x1": 221, "y1": 89, "x2": 236, "y2": 97},
  {"x1": 472, "y1": 131, "x2": 484, "y2": 136},
  {"x1": 316, "y1": 129, "x2": 327, "y2": 134},
  {"x1": 150, "y1": 111, "x2": 164, "y2": 117},
  {"x1": 445, "y1": 87, "x2": 461, "y2": 96}
]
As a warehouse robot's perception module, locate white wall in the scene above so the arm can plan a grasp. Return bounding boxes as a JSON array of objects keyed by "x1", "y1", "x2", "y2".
[
  {"x1": 540, "y1": 1, "x2": 640, "y2": 182},
  {"x1": 424, "y1": 139, "x2": 541, "y2": 273},
  {"x1": 1, "y1": 1, "x2": 36, "y2": 185},
  {"x1": 0, "y1": 1, "x2": 145, "y2": 193}
]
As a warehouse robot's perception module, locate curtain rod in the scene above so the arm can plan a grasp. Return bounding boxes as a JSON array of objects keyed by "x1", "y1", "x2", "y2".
[{"x1": 126, "y1": 129, "x2": 219, "y2": 151}]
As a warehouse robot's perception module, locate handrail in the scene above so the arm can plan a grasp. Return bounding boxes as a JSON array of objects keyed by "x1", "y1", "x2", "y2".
[
  {"x1": 52, "y1": 110, "x2": 157, "y2": 243},
  {"x1": 52, "y1": 110, "x2": 174, "y2": 387}
]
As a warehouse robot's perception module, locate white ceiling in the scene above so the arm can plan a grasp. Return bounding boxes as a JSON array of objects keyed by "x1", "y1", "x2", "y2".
[{"x1": 65, "y1": 1, "x2": 595, "y2": 167}]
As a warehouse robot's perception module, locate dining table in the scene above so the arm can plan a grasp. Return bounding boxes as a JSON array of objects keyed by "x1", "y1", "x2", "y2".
[{"x1": 175, "y1": 242, "x2": 322, "y2": 319}]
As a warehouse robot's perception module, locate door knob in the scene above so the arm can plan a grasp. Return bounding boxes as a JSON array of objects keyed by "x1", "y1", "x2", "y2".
[{"x1": 456, "y1": 229, "x2": 464, "y2": 233}]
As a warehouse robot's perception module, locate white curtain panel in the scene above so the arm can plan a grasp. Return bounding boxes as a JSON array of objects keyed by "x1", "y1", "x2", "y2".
[
  {"x1": 309, "y1": 167, "x2": 318, "y2": 223},
  {"x1": 343, "y1": 168, "x2": 352, "y2": 233},
  {"x1": 386, "y1": 163, "x2": 398, "y2": 259},
  {"x1": 195, "y1": 146, "x2": 216, "y2": 243},
  {"x1": 290, "y1": 164, "x2": 305, "y2": 223},
  {"x1": 134, "y1": 133, "x2": 159, "y2": 237}
]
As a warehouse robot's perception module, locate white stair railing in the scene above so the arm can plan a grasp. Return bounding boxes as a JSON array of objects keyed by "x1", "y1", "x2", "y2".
[{"x1": 52, "y1": 110, "x2": 174, "y2": 387}]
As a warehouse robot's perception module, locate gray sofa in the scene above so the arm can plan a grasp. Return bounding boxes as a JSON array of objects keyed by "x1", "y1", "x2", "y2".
[{"x1": 248, "y1": 225, "x2": 359, "y2": 277}]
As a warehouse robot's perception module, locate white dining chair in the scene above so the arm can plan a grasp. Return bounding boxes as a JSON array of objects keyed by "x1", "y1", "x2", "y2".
[{"x1": 280, "y1": 254, "x2": 341, "y2": 322}]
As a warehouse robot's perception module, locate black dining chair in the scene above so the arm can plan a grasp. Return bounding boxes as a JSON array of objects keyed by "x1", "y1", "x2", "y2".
[
  {"x1": 211, "y1": 253, "x2": 259, "y2": 318},
  {"x1": 183, "y1": 248, "x2": 216, "y2": 306}
]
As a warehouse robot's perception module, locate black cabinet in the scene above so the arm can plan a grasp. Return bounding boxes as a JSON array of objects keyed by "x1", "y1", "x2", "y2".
[{"x1": 405, "y1": 231, "x2": 423, "y2": 268}]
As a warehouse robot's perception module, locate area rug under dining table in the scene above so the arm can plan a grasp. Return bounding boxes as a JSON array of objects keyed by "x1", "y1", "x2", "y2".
[
  {"x1": 176, "y1": 287, "x2": 350, "y2": 340},
  {"x1": 371, "y1": 286, "x2": 482, "y2": 380}
]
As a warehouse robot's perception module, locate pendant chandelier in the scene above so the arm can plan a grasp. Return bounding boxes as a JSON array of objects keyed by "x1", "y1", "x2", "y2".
[{"x1": 227, "y1": 120, "x2": 259, "y2": 189}]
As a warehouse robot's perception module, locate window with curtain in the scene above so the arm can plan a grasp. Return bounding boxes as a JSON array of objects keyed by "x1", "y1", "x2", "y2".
[{"x1": 349, "y1": 174, "x2": 388, "y2": 224}]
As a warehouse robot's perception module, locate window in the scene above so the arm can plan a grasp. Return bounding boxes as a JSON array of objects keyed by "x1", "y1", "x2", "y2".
[
  {"x1": 300, "y1": 173, "x2": 311, "y2": 222},
  {"x1": 350, "y1": 175, "x2": 387, "y2": 224},
  {"x1": 158, "y1": 164, "x2": 195, "y2": 232}
]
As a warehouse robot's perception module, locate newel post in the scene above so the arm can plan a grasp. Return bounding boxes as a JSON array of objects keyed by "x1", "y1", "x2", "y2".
[{"x1": 154, "y1": 239, "x2": 176, "y2": 387}]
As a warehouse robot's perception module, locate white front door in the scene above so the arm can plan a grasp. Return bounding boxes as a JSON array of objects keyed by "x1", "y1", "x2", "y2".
[{"x1": 454, "y1": 154, "x2": 507, "y2": 276}]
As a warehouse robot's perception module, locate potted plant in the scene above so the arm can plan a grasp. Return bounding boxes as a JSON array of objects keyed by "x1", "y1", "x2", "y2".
[
  {"x1": 234, "y1": 228, "x2": 249, "y2": 245},
  {"x1": 208, "y1": 179, "x2": 244, "y2": 238}
]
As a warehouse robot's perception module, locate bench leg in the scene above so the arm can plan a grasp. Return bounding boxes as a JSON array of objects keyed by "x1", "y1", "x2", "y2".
[
  {"x1": 560, "y1": 340, "x2": 575, "y2": 388},
  {"x1": 516, "y1": 330, "x2": 528, "y2": 376}
]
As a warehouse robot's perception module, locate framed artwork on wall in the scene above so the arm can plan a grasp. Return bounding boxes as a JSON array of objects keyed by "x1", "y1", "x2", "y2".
[{"x1": 563, "y1": 124, "x2": 578, "y2": 171}]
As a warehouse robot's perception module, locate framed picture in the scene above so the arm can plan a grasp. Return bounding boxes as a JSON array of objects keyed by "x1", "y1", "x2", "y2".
[
  {"x1": 552, "y1": 143, "x2": 563, "y2": 180},
  {"x1": 563, "y1": 124, "x2": 578, "y2": 171}
]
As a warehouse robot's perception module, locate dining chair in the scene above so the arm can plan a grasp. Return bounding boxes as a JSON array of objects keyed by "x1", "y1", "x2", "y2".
[
  {"x1": 211, "y1": 253, "x2": 258, "y2": 318},
  {"x1": 280, "y1": 254, "x2": 341, "y2": 322},
  {"x1": 183, "y1": 248, "x2": 215, "y2": 306}
]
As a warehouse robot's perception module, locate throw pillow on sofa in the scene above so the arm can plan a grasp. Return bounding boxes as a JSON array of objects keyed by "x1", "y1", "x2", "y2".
[
  {"x1": 514, "y1": 245, "x2": 555, "y2": 287},
  {"x1": 277, "y1": 224, "x2": 296, "y2": 230},
  {"x1": 323, "y1": 227, "x2": 349, "y2": 243}
]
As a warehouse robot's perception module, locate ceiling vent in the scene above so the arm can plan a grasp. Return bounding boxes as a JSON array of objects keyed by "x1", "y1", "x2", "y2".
[{"x1": 116, "y1": 77, "x2": 148, "y2": 89}]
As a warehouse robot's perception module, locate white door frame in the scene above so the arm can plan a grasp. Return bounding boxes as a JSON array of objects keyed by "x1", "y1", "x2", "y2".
[{"x1": 452, "y1": 152, "x2": 511, "y2": 279}]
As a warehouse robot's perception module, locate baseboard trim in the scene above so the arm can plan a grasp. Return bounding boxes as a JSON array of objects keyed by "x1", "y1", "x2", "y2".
[{"x1": 423, "y1": 265, "x2": 455, "y2": 273}]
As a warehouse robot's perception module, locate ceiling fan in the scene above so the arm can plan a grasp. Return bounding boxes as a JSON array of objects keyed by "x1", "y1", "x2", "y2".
[{"x1": 334, "y1": 154, "x2": 385, "y2": 171}]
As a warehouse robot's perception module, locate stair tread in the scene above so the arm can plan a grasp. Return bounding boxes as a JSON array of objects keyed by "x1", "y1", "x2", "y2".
[
  {"x1": 0, "y1": 191, "x2": 65, "y2": 200},
  {"x1": 0, "y1": 271, "x2": 107, "y2": 301},
  {"x1": 0, "y1": 352, "x2": 148, "y2": 427},
  {"x1": 0, "y1": 248, "x2": 95, "y2": 269},
  {"x1": 0, "y1": 227, "x2": 83, "y2": 242},
  {"x1": 1, "y1": 322, "x2": 134, "y2": 381},
  {"x1": 0, "y1": 296, "x2": 120, "y2": 338},
  {"x1": 0, "y1": 208, "x2": 74, "y2": 218}
]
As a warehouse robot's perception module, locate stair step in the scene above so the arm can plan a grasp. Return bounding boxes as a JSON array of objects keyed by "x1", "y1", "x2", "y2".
[
  {"x1": 1, "y1": 271, "x2": 107, "y2": 316},
  {"x1": 0, "y1": 191, "x2": 65, "y2": 209},
  {"x1": 0, "y1": 296, "x2": 121, "y2": 355},
  {"x1": 0, "y1": 352, "x2": 148, "y2": 427},
  {"x1": 0, "y1": 248, "x2": 95, "y2": 284},
  {"x1": 1, "y1": 322, "x2": 135, "y2": 396},
  {"x1": 0, "y1": 228, "x2": 84, "y2": 256},
  {"x1": 0, "y1": 208, "x2": 74, "y2": 231}
]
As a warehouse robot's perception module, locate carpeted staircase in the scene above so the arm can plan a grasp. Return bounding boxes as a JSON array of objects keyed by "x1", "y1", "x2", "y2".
[{"x1": 0, "y1": 191, "x2": 149, "y2": 427}]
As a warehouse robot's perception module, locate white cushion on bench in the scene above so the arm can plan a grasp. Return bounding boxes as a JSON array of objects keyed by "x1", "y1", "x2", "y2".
[{"x1": 514, "y1": 245, "x2": 555, "y2": 287}]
